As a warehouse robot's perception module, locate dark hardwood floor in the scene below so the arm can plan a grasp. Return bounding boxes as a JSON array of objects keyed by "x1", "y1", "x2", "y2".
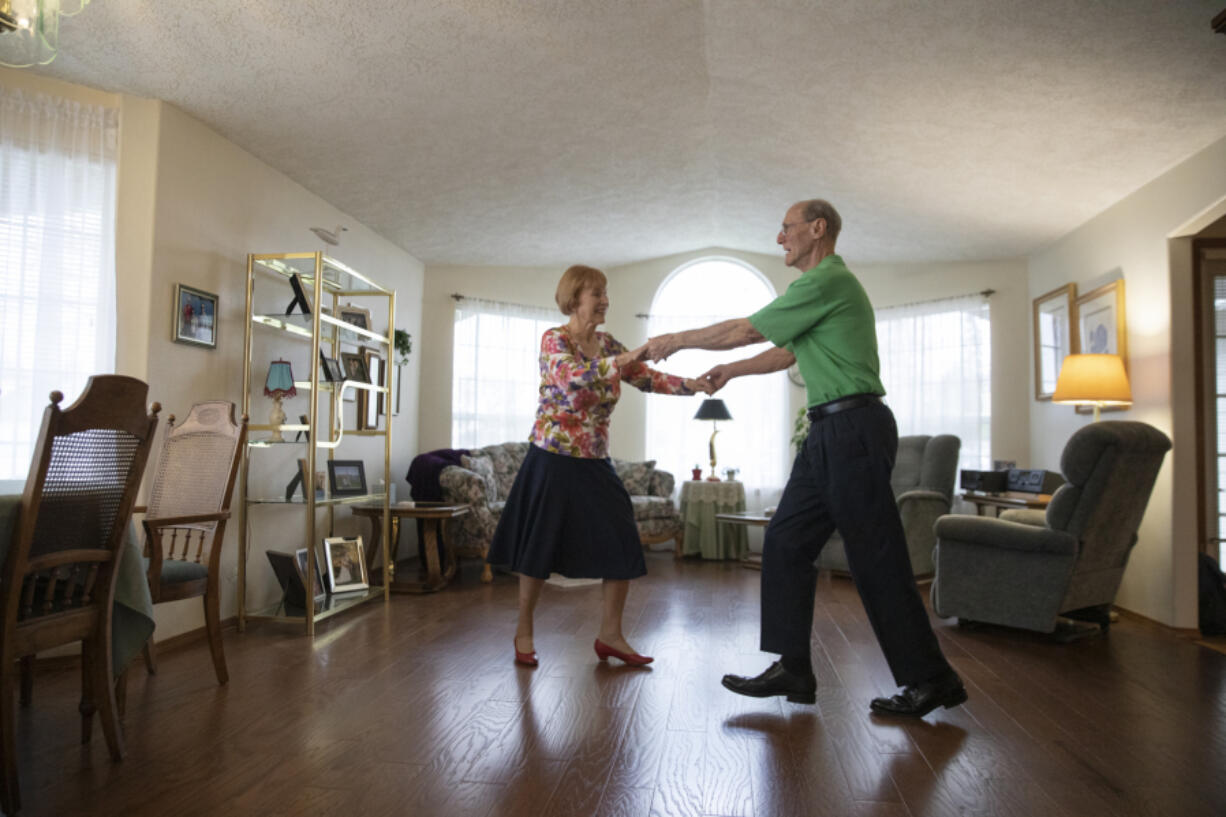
[{"x1": 10, "y1": 551, "x2": 1226, "y2": 817}]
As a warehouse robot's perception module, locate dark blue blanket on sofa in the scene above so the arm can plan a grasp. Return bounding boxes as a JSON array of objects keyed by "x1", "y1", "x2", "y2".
[{"x1": 407, "y1": 448, "x2": 469, "y2": 502}]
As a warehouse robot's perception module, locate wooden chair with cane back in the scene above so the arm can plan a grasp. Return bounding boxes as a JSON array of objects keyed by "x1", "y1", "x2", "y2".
[
  {"x1": 135, "y1": 401, "x2": 246, "y2": 685},
  {"x1": 0, "y1": 376, "x2": 160, "y2": 816}
]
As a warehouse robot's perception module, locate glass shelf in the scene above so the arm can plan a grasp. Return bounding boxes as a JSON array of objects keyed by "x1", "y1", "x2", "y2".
[
  {"x1": 251, "y1": 253, "x2": 391, "y2": 296},
  {"x1": 246, "y1": 492, "x2": 387, "y2": 506},
  {"x1": 250, "y1": 313, "x2": 388, "y2": 347},
  {"x1": 247, "y1": 586, "x2": 385, "y2": 624}
]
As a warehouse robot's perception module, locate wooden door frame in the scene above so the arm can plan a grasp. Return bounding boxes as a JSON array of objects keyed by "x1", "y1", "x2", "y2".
[{"x1": 1191, "y1": 238, "x2": 1226, "y2": 555}]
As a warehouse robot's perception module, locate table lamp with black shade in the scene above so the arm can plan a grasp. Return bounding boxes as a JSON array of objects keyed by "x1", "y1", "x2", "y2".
[
  {"x1": 694, "y1": 398, "x2": 732, "y2": 481},
  {"x1": 264, "y1": 359, "x2": 296, "y2": 442}
]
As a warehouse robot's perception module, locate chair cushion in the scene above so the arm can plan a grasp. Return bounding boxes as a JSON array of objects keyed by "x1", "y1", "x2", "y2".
[
  {"x1": 460, "y1": 455, "x2": 498, "y2": 504},
  {"x1": 477, "y1": 442, "x2": 531, "y2": 498},
  {"x1": 630, "y1": 495, "x2": 676, "y2": 521},
  {"x1": 141, "y1": 555, "x2": 209, "y2": 584},
  {"x1": 614, "y1": 459, "x2": 656, "y2": 495}
]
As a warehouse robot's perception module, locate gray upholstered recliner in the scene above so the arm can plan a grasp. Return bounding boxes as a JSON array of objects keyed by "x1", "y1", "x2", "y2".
[
  {"x1": 817, "y1": 434, "x2": 961, "y2": 577},
  {"x1": 930, "y1": 421, "x2": 1171, "y2": 634}
]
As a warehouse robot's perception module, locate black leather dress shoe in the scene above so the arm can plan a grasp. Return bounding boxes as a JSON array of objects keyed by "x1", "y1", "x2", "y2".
[
  {"x1": 870, "y1": 672, "x2": 967, "y2": 718},
  {"x1": 721, "y1": 661, "x2": 817, "y2": 704}
]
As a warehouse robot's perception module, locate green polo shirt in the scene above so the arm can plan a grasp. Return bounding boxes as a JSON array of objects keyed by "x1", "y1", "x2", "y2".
[{"x1": 748, "y1": 254, "x2": 884, "y2": 407}]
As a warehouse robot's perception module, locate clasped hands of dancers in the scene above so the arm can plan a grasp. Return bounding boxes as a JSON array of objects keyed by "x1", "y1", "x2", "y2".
[{"x1": 487, "y1": 199, "x2": 966, "y2": 719}]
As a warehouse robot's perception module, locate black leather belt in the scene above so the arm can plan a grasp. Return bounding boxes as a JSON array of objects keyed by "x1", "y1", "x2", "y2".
[{"x1": 807, "y1": 394, "x2": 881, "y2": 421}]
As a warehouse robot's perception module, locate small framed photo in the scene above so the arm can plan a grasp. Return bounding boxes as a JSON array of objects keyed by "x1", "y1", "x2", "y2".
[
  {"x1": 339, "y1": 305, "x2": 372, "y2": 332},
  {"x1": 173, "y1": 283, "x2": 218, "y2": 349},
  {"x1": 319, "y1": 350, "x2": 345, "y2": 383},
  {"x1": 327, "y1": 459, "x2": 367, "y2": 496},
  {"x1": 1032, "y1": 283, "x2": 1076, "y2": 400},
  {"x1": 295, "y1": 547, "x2": 327, "y2": 602},
  {"x1": 365, "y1": 349, "x2": 383, "y2": 428},
  {"x1": 323, "y1": 535, "x2": 369, "y2": 594},
  {"x1": 340, "y1": 351, "x2": 370, "y2": 383},
  {"x1": 286, "y1": 273, "x2": 312, "y2": 316}
]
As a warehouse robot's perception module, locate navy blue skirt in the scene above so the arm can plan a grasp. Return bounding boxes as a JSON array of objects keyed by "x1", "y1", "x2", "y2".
[{"x1": 486, "y1": 444, "x2": 647, "y2": 580}]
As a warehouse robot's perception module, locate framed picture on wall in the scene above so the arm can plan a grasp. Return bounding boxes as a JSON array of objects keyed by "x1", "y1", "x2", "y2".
[
  {"x1": 173, "y1": 283, "x2": 218, "y2": 349},
  {"x1": 1076, "y1": 279, "x2": 1127, "y2": 363},
  {"x1": 1074, "y1": 279, "x2": 1128, "y2": 415},
  {"x1": 1032, "y1": 283, "x2": 1077, "y2": 400}
]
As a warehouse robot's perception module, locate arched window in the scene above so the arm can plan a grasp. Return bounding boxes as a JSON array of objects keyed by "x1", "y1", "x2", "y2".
[{"x1": 645, "y1": 258, "x2": 788, "y2": 503}]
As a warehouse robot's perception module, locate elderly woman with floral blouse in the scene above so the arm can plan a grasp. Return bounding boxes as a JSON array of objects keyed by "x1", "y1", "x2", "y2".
[{"x1": 488, "y1": 264, "x2": 710, "y2": 668}]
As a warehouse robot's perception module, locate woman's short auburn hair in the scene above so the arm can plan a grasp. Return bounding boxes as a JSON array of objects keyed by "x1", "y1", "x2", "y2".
[{"x1": 555, "y1": 265, "x2": 607, "y2": 315}]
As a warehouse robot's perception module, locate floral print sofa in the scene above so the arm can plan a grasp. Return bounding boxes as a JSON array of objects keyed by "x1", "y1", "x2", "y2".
[{"x1": 438, "y1": 441, "x2": 683, "y2": 575}]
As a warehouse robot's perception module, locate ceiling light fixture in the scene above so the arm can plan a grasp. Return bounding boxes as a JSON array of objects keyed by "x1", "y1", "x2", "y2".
[{"x1": 0, "y1": 0, "x2": 91, "y2": 68}]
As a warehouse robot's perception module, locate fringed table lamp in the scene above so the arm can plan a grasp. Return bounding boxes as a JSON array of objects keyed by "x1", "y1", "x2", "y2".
[
  {"x1": 264, "y1": 359, "x2": 297, "y2": 442},
  {"x1": 694, "y1": 398, "x2": 732, "y2": 481},
  {"x1": 1052, "y1": 353, "x2": 1131, "y2": 422}
]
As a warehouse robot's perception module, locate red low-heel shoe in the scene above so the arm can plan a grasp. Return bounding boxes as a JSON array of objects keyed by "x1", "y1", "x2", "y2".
[
  {"x1": 594, "y1": 638, "x2": 653, "y2": 666},
  {"x1": 514, "y1": 639, "x2": 538, "y2": 667}
]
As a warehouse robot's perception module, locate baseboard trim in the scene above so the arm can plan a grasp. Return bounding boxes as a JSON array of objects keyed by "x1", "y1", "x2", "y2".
[
  {"x1": 26, "y1": 617, "x2": 238, "y2": 672},
  {"x1": 1112, "y1": 606, "x2": 1201, "y2": 638}
]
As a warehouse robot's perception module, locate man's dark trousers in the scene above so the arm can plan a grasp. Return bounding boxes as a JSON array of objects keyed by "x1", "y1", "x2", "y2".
[{"x1": 760, "y1": 400, "x2": 951, "y2": 687}]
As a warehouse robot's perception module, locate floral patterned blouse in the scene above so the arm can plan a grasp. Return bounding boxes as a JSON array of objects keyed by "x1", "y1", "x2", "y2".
[{"x1": 530, "y1": 326, "x2": 694, "y2": 458}]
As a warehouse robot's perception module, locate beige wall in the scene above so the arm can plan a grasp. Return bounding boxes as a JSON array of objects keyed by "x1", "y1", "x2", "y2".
[
  {"x1": 420, "y1": 247, "x2": 1031, "y2": 476},
  {"x1": 1028, "y1": 134, "x2": 1226, "y2": 628},
  {"x1": 143, "y1": 103, "x2": 425, "y2": 637},
  {"x1": 2, "y1": 68, "x2": 426, "y2": 641}
]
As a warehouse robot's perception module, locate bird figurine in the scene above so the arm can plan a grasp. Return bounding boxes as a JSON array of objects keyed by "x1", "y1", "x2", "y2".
[{"x1": 309, "y1": 225, "x2": 347, "y2": 246}]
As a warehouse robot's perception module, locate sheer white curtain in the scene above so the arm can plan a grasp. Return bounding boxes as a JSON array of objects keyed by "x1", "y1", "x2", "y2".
[
  {"x1": 645, "y1": 259, "x2": 787, "y2": 508},
  {"x1": 0, "y1": 85, "x2": 118, "y2": 481},
  {"x1": 452, "y1": 297, "x2": 558, "y2": 448},
  {"x1": 876, "y1": 294, "x2": 991, "y2": 472}
]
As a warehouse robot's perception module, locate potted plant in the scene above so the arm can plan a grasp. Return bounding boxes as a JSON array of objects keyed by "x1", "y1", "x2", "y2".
[
  {"x1": 394, "y1": 329, "x2": 413, "y2": 366},
  {"x1": 791, "y1": 406, "x2": 810, "y2": 456}
]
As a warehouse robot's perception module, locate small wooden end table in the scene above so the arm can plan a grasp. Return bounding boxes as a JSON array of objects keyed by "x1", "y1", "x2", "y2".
[
  {"x1": 351, "y1": 501, "x2": 472, "y2": 594},
  {"x1": 961, "y1": 491, "x2": 1051, "y2": 517},
  {"x1": 714, "y1": 510, "x2": 772, "y2": 570}
]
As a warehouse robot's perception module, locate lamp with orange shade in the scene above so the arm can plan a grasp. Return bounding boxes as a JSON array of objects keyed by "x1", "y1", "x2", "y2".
[{"x1": 1052, "y1": 353, "x2": 1131, "y2": 422}]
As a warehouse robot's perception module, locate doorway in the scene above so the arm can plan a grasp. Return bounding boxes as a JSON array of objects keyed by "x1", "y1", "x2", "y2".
[{"x1": 1194, "y1": 239, "x2": 1226, "y2": 565}]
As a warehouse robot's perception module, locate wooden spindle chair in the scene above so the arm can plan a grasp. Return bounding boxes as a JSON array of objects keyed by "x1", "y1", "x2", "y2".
[
  {"x1": 136, "y1": 401, "x2": 245, "y2": 685},
  {"x1": 0, "y1": 376, "x2": 160, "y2": 816}
]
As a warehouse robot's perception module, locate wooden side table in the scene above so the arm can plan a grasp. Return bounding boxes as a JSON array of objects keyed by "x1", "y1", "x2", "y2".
[
  {"x1": 961, "y1": 491, "x2": 1052, "y2": 517},
  {"x1": 351, "y1": 501, "x2": 472, "y2": 593},
  {"x1": 714, "y1": 510, "x2": 772, "y2": 570}
]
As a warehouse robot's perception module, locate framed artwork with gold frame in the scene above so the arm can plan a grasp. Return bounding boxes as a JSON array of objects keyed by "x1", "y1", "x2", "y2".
[
  {"x1": 1033, "y1": 283, "x2": 1077, "y2": 400},
  {"x1": 1074, "y1": 279, "x2": 1128, "y2": 415}
]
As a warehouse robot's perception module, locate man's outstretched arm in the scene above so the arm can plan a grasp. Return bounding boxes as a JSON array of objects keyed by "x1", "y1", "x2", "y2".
[
  {"x1": 646, "y1": 318, "x2": 764, "y2": 362},
  {"x1": 701, "y1": 347, "x2": 796, "y2": 393}
]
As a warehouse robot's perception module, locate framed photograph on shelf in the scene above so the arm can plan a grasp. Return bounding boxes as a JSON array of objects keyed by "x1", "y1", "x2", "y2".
[
  {"x1": 286, "y1": 273, "x2": 312, "y2": 316},
  {"x1": 323, "y1": 535, "x2": 369, "y2": 594},
  {"x1": 1075, "y1": 279, "x2": 1128, "y2": 414},
  {"x1": 173, "y1": 283, "x2": 218, "y2": 349},
  {"x1": 1032, "y1": 283, "x2": 1076, "y2": 400},
  {"x1": 340, "y1": 351, "x2": 368, "y2": 403},
  {"x1": 360, "y1": 348, "x2": 383, "y2": 430},
  {"x1": 319, "y1": 350, "x2": 345, "y2": 383},
  {"x1": 295, "y1": 547, "x2": 327, "y2": 602},
  {"x1": 327, "y1": 459, "x2": 367, "y2": 496},
  {"x1": 266, "y1": 551, "x2": 306, "y2": 607},
  {"x1": 339, "y1": 305, "x2": 372, "y2": 332},
  {"x1": 393, "y1": 364, "x2": 401, "y2": 416}
]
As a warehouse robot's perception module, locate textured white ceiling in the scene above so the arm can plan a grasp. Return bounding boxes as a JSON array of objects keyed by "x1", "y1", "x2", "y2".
[{"x1": 28, "y1": 0, "x2": 1226, "y2": 267}]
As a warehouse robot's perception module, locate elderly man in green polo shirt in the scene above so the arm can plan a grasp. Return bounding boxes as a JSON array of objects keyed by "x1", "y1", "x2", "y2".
[{"x1": 645, "y1": 199, "x2": 965, "y2": 718}]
